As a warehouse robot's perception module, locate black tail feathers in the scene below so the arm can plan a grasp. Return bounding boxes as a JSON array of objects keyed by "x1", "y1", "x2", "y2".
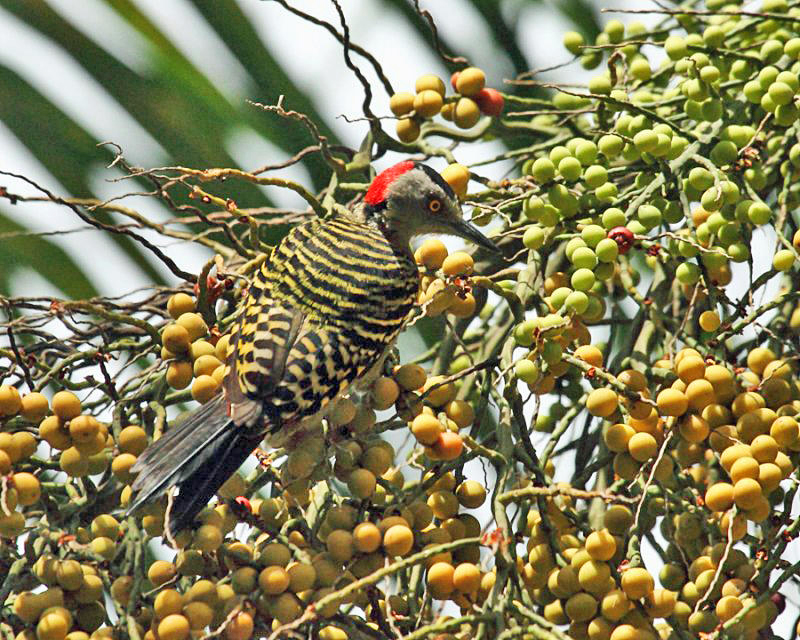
[{"x1": 127, "y1": 394, "x2": 260, "y2": 534}]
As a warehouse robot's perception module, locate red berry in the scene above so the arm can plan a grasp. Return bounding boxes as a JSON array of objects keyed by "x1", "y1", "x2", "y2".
[
  {"x1": 608, "y1": 226, "x2": 635, "y2": 254},
  {"x1": 474, "y1": 88, "x2": 504, "y2": 116},
  {"x1": 450, "y1": 71, "x2": 461, "y2": 91}
]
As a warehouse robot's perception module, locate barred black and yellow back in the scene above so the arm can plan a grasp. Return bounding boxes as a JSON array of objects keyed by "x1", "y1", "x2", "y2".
[{"x1": 234, "y1": 214, "x2": 419, "y2": 433}]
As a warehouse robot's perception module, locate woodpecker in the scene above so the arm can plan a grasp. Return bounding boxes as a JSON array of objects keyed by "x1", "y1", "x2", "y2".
[{"x1": 128, "y1": 161, "x2": 498, "y2": 533}]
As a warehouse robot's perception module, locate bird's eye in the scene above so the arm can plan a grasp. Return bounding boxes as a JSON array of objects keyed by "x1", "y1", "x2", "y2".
[{"x1": 428, "y1": 198, "x2": 442, "y2": 213}]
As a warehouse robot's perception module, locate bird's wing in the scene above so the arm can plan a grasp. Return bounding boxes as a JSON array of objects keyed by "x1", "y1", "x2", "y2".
[{"x1": 226, "y1": 216, "x2": 418, "y2": 433}]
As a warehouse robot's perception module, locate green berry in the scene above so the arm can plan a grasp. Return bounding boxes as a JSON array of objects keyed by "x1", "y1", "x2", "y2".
[
  {"x1": 558, "y1": 156, "x2": 583, "y2": 182},
  {"x1": 747, "y1": 202, "x2": 772, "y2": 225},
  {"x1": 702, "y1": 25, "x2": 725, "y2": 48},
  {"x1": 523, "y1": 196, "x2": 545, "y2": 221},
  {"x1": 776, "y1": 71, "x2": 799, "y2": 91},
  {"x1": 595, "y1": 182, "x2": 618, "y2": 202},
  {"x1": 571, "y1": 247, "x2": 598, "y2": 270},
  {"x1": 604, "y1": 20, "x2": 625, "y2": 44},
  {"x1": 633, "y1": 129, "x2": 658, "y2": 152},
  {"x1": 549, "y1": 146, "x2": 572, "y2": 165},
  {"x1": 523, "y1": 226, "x2": 545, "y2": 250},
  {"x1": 595, "y1": 238, "x2": 619, "y2": 263},
  {"x1": 775, "y1": 103, "x2": 799, "y2": 126},
  {"x1": 727, "y1": 243, "x2": 749, "y2": 263},
  {"x1": 701, "y1": 187, "x2": 724, "y2": 212},
  {"x1": 550, "y1": 287, "x2": 572, "y2": 310},
  {"x1": 676, "y1": 262, "x2": 701, "y2": 285},
  {"x1": 761, "y1": 39, "x2": 784, "y2": 64},
  {"x1": 581, "y1": 224, "x2": 606, "y2": 248},
  {"x1": 669, "y1": 136, "x2": 689, "y2": 160},
  {"x1": 565, "y1": 290, "x2": 589, "y2": 314},
  {"x1": 688, "y1": 167, "x2": 714, "y2": 191},
  {"x1": 743, "y1": 81, "x2": 764, "y2": 104},
  {"x1": 768, "y1": 81, "x2": 794, "y2": 106},
  {"x1": 598, "y1": 134, "x2": 623, "y2": 158},
  {"x1": 574, "y1": 141, "x2": 598, "y2": 166},
  {"x1": 638, "y1": 204, "x2": 662, "y2": 229},
  {"x1": 773, "y1": 249, "x2": 795, "y2": 271},
  {"x1": 785, "y1": 38, "x2": 800, "y2": 60},
  {"x1": 758, "y1": 66, "x2": 779, "y2": 90},
  {"x1": 710, "y1": 141, "x2": 737, "y2": 166},
  {"x1": 571, "y1": 268, "x2": 596, "y2": 292},
  {"x1": 584, "y1": 165, "x2": 608, "y2": 188},
  {"x1": 565, "y1": 237, "x2": 587, "y2": 261},
  {"x1": 515, "y1": 359, "x2": 541, "y2": 384},
  {"x1": 630, "y1": 58, "x2": 651, "y2": 81},
  {"x1": 588, "y1": 75, "x2": 612, "y2": 95},
  {"x1": 664, "y1": 35, "x2": 688, "y2": 60},
  {"x1": 531, "y1": 158, "x2": 556, "y2": 184},
  {"x1": 563, "y1": 31, "x2": 585, "y2": 55},
  {"x1": 601, "y1": 208, "x2": 626, "y2": 229}
]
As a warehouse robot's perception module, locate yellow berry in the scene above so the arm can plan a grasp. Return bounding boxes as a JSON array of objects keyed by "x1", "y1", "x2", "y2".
[
  {"x1": 389, "y1": 92, "x2": 415, "y2": 116},
  {"x1": 413, "y1": 89, "x2": 443, "y2": 118},
  {"x1": 52, "y1": 391, "x2": 81, "y2": 421},
  {"x1": 396, "y1": 117, "x2": 421, "y2": 143},
  {"x1": 699, "y1": 310, "x2": 721, "y2": 331},
  {"x1": 455, "y1": 67, "x2": 486, "y2": 96},
  {"x1": 415, "y1": 74, "x2": 446, "y2": 96},
  {"x1": 440, "y1": 164, "x2": 470, "y2": 200},
  {"x1": 20, "y1": 391, "x2": 49, "y2": 422},
  {"x1": 167, "y1": 293, "x2": 196, "y2": 319},
  {"x1": 0, "y1": 384, "x2": 21, "y2": 416},
  {"x1": 453, "y1": 97, "x2": 481, "y2": 128}
]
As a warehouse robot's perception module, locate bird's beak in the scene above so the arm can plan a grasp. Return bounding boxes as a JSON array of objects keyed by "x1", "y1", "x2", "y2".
[{"x1": 449, "y1": 217, "x2": 502, "y2": 253}]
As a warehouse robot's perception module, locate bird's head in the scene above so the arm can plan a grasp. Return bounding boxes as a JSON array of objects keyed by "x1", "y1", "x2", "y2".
[{"x1": 362, "y1": 161, "x2": 499, "y2": 253}]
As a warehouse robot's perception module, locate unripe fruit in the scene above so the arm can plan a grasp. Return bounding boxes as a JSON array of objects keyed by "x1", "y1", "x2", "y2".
[
  {"x1": 12, "y1": 472, "x2": 41, "y2": 505},
  {"x1": 166, "y1": 361, "x2": 193, "y2": 390},
  {"x1": 657, "y1": 388, "x2": 688, "y2": 416},
  {"x1": 111, "y1": 453, "x2": 137, "y2": 483},
  {"x1": 415, "y1": 239, "x2": 448, "y2": 270},
  {"x1": 410, "y1": 413, "x2": 443, "y2": 445},
  {"x1": 347, "y1": 468, "x2": 376, "y2": 499}
]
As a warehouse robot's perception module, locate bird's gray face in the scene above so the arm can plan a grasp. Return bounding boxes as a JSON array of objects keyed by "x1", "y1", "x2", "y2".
[{"x1": 383, "y1": 165, "x2": 499, "y2": 253}]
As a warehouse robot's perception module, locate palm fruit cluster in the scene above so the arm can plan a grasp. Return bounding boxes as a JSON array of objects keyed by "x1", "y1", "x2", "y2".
[
  {"x1": 159, "y1": 293, "x2": 227, "y2": 404},
  {"x1": 390, "y1": 69, "x2": 504, "y2": 142}
]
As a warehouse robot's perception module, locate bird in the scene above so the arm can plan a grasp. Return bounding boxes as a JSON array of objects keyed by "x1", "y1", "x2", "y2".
[{"x1": 127, "y1": 160, "x2": 499, "y2": 534}]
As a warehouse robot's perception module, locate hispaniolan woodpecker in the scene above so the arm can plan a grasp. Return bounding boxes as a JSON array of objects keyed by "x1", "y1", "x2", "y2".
[{"x1": 128, "y1": 161, "x2": 499, "y2": 533}]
